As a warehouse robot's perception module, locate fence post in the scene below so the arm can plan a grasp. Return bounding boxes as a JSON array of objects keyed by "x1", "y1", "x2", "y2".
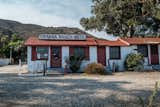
[
  {"x1": 18, "y1": 59, "x2": 22, "y2": 75},
  {"x1": 43, "y1": 63, "x2": 46, "y2": 76}
]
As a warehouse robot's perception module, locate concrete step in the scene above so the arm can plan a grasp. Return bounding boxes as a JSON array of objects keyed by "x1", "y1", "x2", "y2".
[
  {"x1": 152, "y1": 65, "x2": 160, "y2": 70},
  {"x1": 46, "y1": 68, "x2": 64, "y2": 75},
  {"x1": 143, "y1": 65, "x2": 153, "y2": 71}
]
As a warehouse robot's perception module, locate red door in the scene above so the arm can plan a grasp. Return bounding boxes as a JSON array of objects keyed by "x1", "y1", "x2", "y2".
[
  {"x1": 150, "y1": 45, "x2": 159, "y2": 65},
  {"x1": 51, "y1": 47, "x2": 62, "y2": 68},
  {"x1": 97, "y1": 46, "x2": 106, "y2": 66}
]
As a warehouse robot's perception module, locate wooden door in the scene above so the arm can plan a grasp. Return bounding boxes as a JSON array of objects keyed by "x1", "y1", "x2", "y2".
[
  {"x1": 51, "y1": 47, "x2": 62, "y2": 68},
  {"x1": 150, "y1": 45, "x2": 159, "y2": 65},
  {"x1": 97, "y1": 46, "x2": 106, "y2": 66}
]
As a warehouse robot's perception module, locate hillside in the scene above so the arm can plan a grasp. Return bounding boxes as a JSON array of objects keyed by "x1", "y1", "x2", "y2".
[{"x1": 0, "y1": 19, "x2": 86, "y2": 39}]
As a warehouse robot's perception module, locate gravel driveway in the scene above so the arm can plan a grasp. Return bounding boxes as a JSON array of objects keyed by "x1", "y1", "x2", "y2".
[{"x1": 0, "y1": 65, "x2": 160, "y2": 107}]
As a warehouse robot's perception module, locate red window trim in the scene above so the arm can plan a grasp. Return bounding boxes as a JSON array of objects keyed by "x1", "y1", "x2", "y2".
[
  {"x1": 69, "y1": 46, "x2": 89, "y2": 60},
  {"x1": 36, "y1": 46, "x2": 49, "y2": 60},
  {"x1": 109, "y1": 46, "x2": 121, "y2": 60},
  {"x1": 31, "y1": 46, "x2": 36, "y2": 61},
  {"x1": 32, "y1": 46, "x2": 49, "y2": 61}
]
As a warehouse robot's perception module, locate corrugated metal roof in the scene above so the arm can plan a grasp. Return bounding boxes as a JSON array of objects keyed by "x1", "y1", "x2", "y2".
[
  {"x1": 25, "y1": 36, "x2": 160, "y2": 46},
  {"x1": 24, "y1": 36, "x2": 97, "y2": 46},
  {"x1": 122, "y1": 37, "x2": 160, "y2": 45}
]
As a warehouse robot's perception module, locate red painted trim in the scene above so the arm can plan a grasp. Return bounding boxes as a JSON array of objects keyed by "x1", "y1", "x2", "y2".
[
  {"x1": 69, "y1": 46, "x2": 89, "y2": 60},
  {"x1": 69, "y1": 47, "x2": 74, "y2": 56},
  {"x1": 150, "y1": 45, "x2": 159, "y2": 65},
  {"x1": 109, "y1": 46, "x2": 121, "y2": 60},
  {"x1": 85, "y1": 46, "x2": 89, "y2": 60},
  {"x1": 50, "y1": 46, "x2": 62, "y2": 68},
  {"x1": 97, "y1": 46, "x2": 106, "y2": 66},
  {"x1": 31, "y1": 46, "x2": 36, "y2": 61},
  {"x1": 35, "y1": 46, "x2": 49, "y2": 60}
]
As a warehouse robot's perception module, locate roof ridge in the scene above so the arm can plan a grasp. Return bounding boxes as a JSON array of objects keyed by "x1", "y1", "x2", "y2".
[{"x1": 118, "y1": 38, "x2": 130, "y2": 45}]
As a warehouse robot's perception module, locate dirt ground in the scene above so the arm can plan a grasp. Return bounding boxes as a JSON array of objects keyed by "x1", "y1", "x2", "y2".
[
  {"x1": 0, "y1": 65, "x2": 28, "y2": 74},
  {"x1": 0, "y1": 65, "x2": 160, "y2": 107}
]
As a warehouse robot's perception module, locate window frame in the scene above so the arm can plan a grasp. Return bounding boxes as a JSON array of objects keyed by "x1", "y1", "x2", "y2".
[
  {"x1": 73, "y1": 47, "x2": 85, "y2": 58},
  {"x1": 137, "y1": 45, "x2": 148, "y2": 57},
  {"x1": 109, "y1": 46, "x2": 121, "y2": 60},
  {"x1": 36, "y1": 46, "x2": 48, "y2": 60}
]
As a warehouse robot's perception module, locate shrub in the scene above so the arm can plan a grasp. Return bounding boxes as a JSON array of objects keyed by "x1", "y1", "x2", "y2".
[
  {"x1": 84, "y1": 63, "x2": 106, "y2": 75},
  {"x1": 69, "y1": 55, "x2": 84, "y2": 73},
  {"x1": 125, "y1": 53, "x2": 144, "y2": 71}
]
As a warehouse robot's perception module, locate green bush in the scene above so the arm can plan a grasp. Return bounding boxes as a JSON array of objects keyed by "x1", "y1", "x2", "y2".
[
  {"x1": 125, "y1": 53, "x2": 144, "y2": 71},
  {"x1": 69, "y1": 55, "x2": 84, "y2": 73},
  {"x1": 84, "y1": 63, "x2": 106, "y2": 75}
]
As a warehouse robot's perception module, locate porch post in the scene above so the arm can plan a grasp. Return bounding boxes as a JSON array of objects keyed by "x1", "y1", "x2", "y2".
[
  {"x1": 106, "y1": 46, "x2": 109, "y2": 66},
  {"x1": 158, "y1": 45, "x2": 160, "y2": 64},
  {"x1": 47, "y1": 46, "x2": 51, "y2": 68},
  {"x1": 62, "y1": 46, "x2": 69, "y2": 68},
  {"x1": 89, "y1": 46, "x2": 97, "y2": 63},
  {"x1": 148, "y1": 45, "x2": 151, "y2": 65}
]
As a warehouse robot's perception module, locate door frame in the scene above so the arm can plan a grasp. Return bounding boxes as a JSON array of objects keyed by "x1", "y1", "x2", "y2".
[
  {"x1": 150, "y1": 44, "x2": 159, "y2": 65},
  {"x1": 97, "y1": 46, "x2": 106, "y2": 66},
  {"x1": 50, "y1": 46, "x2": 62, "y2": 68}
]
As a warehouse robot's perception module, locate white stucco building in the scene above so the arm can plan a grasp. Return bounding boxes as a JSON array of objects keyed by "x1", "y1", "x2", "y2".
[{"x1": 24, "y1": 33, "x2": 160, "y2": 73}]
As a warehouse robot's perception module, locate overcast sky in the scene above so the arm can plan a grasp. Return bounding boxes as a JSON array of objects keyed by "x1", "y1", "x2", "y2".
[{"x1": 0, "y1": 0, "x2": 116, "y2": 40}]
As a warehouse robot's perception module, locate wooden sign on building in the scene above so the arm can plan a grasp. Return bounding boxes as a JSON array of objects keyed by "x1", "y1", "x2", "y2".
[{"x1": 39, "y1": 34, "x2": 86, "y2": 40}]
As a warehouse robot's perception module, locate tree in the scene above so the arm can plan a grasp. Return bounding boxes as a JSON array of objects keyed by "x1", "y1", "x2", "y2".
[
  {"x1": 80, "y1": 0, "x2": 160, "y2": 37},
  {"x1": 0, "y1": 35, "x2": 10, "y2": 57},
  {"x1": 0, "y1": 34, "x2": 24, "y2": 62}
]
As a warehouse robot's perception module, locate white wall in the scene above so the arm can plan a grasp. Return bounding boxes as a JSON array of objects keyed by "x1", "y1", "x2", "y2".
[
  {"x1": 107, "y1": 45, "x2": 137, "y2": 71},
  {"x1": 89, "y1": 46, "x2": 97, "y2": 63},
  {"x1": 106, "y1": 45, "x2": 153, "y2": 71},
  {"x1": 80, "y1": 46, "x2": 98, "y2": 71},
  {"x1": 62, "y1": 46, "x2": 69, "y2": 68},
  {"x1": 27, "y1": 46, "x2": 50, "y2": 73},
  {"x1": 27, "y1": 46, "x2": 98, "y2": 72},
  {"x1": 0, "y1": 59, "x2": 10, "y2": 66},
  {"x1": 146, "y1": 45, "x2": 151, "y2": 65}
]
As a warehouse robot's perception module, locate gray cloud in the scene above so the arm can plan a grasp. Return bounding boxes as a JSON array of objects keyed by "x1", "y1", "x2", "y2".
[{"x1": 0, "y1": 0, "x2": 92, "y2": 19}]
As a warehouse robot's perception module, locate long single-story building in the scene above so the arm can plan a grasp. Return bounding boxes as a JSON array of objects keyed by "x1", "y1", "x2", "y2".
[{"x1": 24, "y1": 33, "x2": 160, "y2": 73}]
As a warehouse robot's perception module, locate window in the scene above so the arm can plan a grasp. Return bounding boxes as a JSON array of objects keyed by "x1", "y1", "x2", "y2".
[
  {"x1": 137, "y1": 45, "x2": 148, "y2": 57},
  {"x1": 73, "y1": 47, "x2": 85, "y2": 58},
  {"x1": 36, "y1": 47, "x2": 48, "y2": 59},
  {"x1": 109, "y1": 46, "x2": 121, "y2": 59}
]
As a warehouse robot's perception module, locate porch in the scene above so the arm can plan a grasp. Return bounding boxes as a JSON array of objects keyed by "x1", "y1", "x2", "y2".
[{"x1": 140, "y1": 44, "x2": 160, "y2": 70}]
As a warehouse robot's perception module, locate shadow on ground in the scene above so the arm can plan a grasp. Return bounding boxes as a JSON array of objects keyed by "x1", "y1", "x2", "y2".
[{"x1": 0, "y1": 73, "x2": 159, "y2": 107}]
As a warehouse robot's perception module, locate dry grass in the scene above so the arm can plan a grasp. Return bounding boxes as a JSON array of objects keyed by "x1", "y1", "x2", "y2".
[{"x1": 0, "y1": 65, "x2": 160, "y2": 107}]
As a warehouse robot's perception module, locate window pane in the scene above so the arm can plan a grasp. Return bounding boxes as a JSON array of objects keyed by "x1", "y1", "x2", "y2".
[
  {"x1": 52, "y1": 47, "x2": 60, "y2": 58},
  {"x1": 37, "y1": 47, "x2": 48, "y2": 53},
  {"x1": 36, "y1": 47, "x2": 48, "y2": 59},
  {"x1": 73, "y1": 47, "x2": 85, "y2": 58},
  {"x1": 109, "y1": 47, "x2": 120, "y2": 59},
  {"x1": 137, "y1": 45, "x2": 148, "y2": 57}
]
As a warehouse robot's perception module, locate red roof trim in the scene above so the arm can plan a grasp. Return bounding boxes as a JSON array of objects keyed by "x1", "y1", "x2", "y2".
[
  {"x1": 24, "y1": 36, "x2": 97, "y2": 46},
  {"x1": 95, "y1": 38, "x2": 129, "y2": 46},
  {"x1": 24, "y1": 36, "x2": 160, "y2": 46},
  {"x1": 122, "y1": 37, "x2": 160, "y2": 45}
]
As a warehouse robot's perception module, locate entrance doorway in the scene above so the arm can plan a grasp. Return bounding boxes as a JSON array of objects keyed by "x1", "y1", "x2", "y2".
[
  {"x1": 97, "y1": 46, "x2": 106, "y2": 66},
  {"x1": 150, "y1": 45, "x2": 159, "y2": 65},
  {"x1": 51, "y1": 47, "x2": 62, "y2": 68}
]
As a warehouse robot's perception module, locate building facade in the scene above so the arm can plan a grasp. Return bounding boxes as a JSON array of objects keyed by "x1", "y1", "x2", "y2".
[{"x1": 24, "y1": 34, "x2": 160, "y2": 73}]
